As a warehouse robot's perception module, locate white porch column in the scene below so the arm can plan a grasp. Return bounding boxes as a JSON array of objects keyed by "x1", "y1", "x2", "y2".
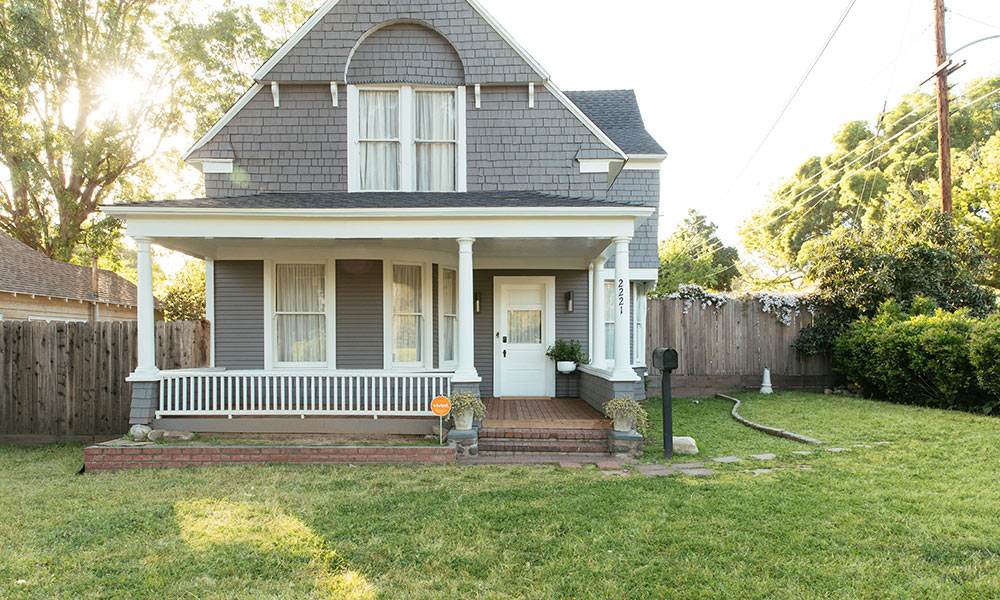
[
  {"x1": 133, "y1": 237, "x2": 158, "y2": 378},
  {"x1": 454, "y1": 237, "x2": 480, "y2": 383},
  {"x1": 612, "y1": 236, "x2": 636, "y2": 380},
  {"x1": 590, "y1": 257, "x2": 606, "y2": 369}
]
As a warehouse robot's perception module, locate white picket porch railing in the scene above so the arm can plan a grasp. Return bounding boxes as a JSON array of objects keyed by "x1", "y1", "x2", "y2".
[{"x1": 156, "y1": 370, "x2": 453, "y2": 418}]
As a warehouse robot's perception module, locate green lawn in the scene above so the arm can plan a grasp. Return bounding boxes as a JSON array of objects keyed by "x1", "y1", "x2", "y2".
[{"x1": 2, "y1": 392, "x2": 1000, "y2": 599}]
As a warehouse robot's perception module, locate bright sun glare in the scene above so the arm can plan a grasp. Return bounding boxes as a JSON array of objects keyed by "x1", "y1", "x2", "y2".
[{"x1": 99, "y1": 72, "x2": 146, "y2": 115}]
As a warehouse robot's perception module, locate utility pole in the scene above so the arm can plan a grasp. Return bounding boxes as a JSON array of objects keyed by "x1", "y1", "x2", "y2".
[{"x1": 934, "y1": 0, "x2": 953, "y2": 214}]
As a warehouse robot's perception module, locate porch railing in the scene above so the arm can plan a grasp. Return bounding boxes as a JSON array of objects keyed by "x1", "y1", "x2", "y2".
[{"x1": 156, "y1": 370, "x2": 453, "y2": 418}]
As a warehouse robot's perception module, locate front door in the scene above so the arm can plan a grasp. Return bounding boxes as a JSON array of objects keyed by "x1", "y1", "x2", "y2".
[{"x1": 494, "y1": 277, "x2": 555, "y2": 397}]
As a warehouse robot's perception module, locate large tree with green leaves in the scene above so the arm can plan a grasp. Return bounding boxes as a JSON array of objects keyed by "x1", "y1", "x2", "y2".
[
  {"x1": 653, "y1": 210, "x2": 739, "y2": 295},
  {"x1": 741, "y1": 76, "x2": 1000, "y2": 283}
]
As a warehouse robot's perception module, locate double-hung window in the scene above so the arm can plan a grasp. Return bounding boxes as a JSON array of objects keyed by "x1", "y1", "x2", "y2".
[
  {"x1": 604, "y1": 280, "x2": 615, "y2": 362},
  {"x1": 633, "y1": 283, "x2": 646, "y2": 366},
  {"x1": 350, "y1": 85, "x2": 465, "y2": 192},
  {"x1": 392, "y1": 264, "x2": 424, "y2": 365},
  {"x1": 275, "y1": 264, "x2": 327, "y2": 365},
  {"x1": 439, "y1": 267, "x2": 457, "y2": 366}
]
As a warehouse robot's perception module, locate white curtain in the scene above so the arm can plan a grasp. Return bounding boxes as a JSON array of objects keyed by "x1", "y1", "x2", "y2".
[
  {"x1": 441, "y1": 268, "x2": 457, "y2": 363},
  {"x1": 604, "y1": 281, "x2": 615, "y2": 361},
  {"x1": 393, "y1": 265, "x2": 423, "y2": 363},
  {"x1": 276, "y1": 264, "x2": 326, "y2": 363},
  {"x1": 359, "y1": 90, "x2": 399, "y2": 191},
  {"x1": 415, "y1": 91, "x2": 455, "y2": 192}
]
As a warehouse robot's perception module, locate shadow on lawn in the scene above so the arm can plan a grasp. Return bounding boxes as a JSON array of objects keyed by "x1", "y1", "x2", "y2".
[{"x1": 175, "y1": 498, "x2": 375, "y2": 599}]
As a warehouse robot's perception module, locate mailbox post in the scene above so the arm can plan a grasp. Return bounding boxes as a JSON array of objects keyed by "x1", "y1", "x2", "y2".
[{"x1": 652, "y1": 347, "x2": 678, "y2": 459}]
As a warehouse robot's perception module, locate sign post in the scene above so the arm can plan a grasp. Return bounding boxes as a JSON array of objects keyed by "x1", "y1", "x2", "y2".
[
  {"x1": 652, "y1": 347, "x2": 678, "y2": 459},
  {"x1": 431, "y1": 396, "x2": 451, "y2": 445}
]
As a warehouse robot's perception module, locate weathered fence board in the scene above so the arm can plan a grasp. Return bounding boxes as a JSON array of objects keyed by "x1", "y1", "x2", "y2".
[
  {"x1": 645, "y1": 298, "x2": 836, "y2": 396},
  {"x1": 0, "y1": 321, "x2": 209, "y2": 442}
]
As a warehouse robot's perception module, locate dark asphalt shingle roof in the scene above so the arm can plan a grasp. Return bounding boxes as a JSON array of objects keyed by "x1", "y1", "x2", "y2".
[
  {"x1": 108, "y1": 190, "x2": 640, "y2": 210},
  {"x1": 564, "y1": 89, "x2": 666, "y2": 155},
  {"x1": 0, "y1": 233, "x2": 145, "y2": 306}
]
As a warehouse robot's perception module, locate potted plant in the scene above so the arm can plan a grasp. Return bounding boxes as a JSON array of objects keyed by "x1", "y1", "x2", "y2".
[
  {"x1": 449, "y1": 392, "x2": 487, "y2": 431},
  {"x1": 545, "y1": 339, "x2": 589, "y2": 374},
  {"x1": 603, "y1": 395, "x2": 649, "y2": 434}
]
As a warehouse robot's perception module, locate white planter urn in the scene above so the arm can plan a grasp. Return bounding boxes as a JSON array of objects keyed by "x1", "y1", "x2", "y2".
[
  {"x1": 556, "y1": 361, "x2": 577, "y2": 374},
  {"x1": 453, "y1": 409, "x2": 474, "y2": 431},
  {"x1": 612, "y1": 416, "x2": 634, "y2": 433}
]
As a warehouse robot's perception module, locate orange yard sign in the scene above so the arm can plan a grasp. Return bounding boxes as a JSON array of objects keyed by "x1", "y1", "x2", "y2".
[{"x1": 431, "y1": 396, "x2": 451, "y2": 416}]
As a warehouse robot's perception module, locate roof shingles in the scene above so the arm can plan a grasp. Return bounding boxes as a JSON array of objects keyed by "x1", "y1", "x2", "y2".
[{"x1": 564, "y1": 89, "x2": 666, "y2": 156}]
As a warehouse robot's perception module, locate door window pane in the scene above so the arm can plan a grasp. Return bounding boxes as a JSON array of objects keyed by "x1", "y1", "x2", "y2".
[{"x1": 508, "y1": 310, "x2": 542, "y2": 344}]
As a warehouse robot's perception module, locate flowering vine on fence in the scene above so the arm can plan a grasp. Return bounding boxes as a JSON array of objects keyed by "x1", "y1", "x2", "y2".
[{"x1": 652, "y1": 284, "x2": 817, "y2": 326}]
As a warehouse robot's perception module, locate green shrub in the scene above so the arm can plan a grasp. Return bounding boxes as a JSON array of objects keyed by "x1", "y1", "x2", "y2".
[
  {"x1": 970, "y1": 314, "x2": 1000, "y2": 409},
  {"x1": 835, "y1": 301, "x2": 994, "y2": 413},
  {"x1": 545, "y1": 339, "x2": 589, "y2": 363}
]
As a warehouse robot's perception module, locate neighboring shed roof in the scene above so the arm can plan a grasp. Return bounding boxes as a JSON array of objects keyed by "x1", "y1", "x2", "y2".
[
  {"x1": 109, "y1": 190, "x2": 640, "y2": 210},
  {"x1": 564, "y1": 90, "x2": 666, "y2": 156},
  {"x1": 0, "y1": 233, "x2": 143, "y2": 307}
]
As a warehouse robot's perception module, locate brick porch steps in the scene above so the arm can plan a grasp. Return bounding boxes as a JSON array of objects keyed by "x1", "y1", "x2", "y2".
[
  {"x1": 479, "y1": 427, "x2": 607, "y2": 440},
  {"x1": 477, "y1": 427, "x2": 610, "y2": 454}
]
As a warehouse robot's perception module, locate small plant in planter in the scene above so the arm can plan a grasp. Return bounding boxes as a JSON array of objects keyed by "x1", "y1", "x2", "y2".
[
  {"x1": 545, "y1": 339, "x2": 589, "y2": 374},
  {"x1": 603, "y1": 395, "x2": 649, "y2": 434},
  {"x1": 449, "y1": 392, "x2": 487, "y2": 430}
]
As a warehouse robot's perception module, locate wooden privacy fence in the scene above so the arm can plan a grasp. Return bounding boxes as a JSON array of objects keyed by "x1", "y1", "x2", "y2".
[
  {"x1": 645, "y1": 297, "x2": 836, "y2": 397},
  {"x1": 0, "y1": 321, "x2": 209, "y2": 442}
]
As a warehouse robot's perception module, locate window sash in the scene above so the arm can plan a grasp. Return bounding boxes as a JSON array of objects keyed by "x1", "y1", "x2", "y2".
[
  {"x1": 440, "y1": 268, "x2": 457, "y2": 365},
  {"x1": 604, "y1": 281, "x2": 615, "y2": 361},
  {"x1": 415, "y1": 90, "x2": 456, "y2": 192},
  {"x1": 358, "y1": 90, "x2": 401, "y2": 191},
  {"x1": 392, "y1": 264, "x2": 424, "y2": 365},
  {"x1": 275, "y1": 264, "x2": 326, "y2": 364}
]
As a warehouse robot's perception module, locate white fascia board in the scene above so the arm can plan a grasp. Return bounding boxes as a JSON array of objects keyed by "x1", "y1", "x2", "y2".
[
  {"x1": 546, "y1": 81, "x2": 627, "y2": 159},
  {"x1": 624, "y1": 154, "x2": 667, "y2": 171},
  {"x1": 253, "y1": 0, "x2": 342, "y2": 81},
  {"x1": 198, "y1": 159, "x2": 234, "y2": 174},
  {"x1": 182, "y1": 84, "x2": 263, "y2": 161},
  {"x1": 629, "y1": 268, "x2": 658, "y2": 283},
  {"x1": 578, "y1": 159, "x2": 615, "y2": 174},
  {"x1": 103, "y1": 205, "x2": 653, "y2": 220}
]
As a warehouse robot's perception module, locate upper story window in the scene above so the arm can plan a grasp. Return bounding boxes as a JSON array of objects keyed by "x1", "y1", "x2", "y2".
[{"x1": 349, "y1": 85, "x2": 466, "y2": 193}]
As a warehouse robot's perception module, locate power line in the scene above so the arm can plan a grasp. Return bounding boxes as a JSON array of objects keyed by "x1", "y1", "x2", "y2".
[{"x1": 715, "y1": 0, "x2": 859, "y2": 209}]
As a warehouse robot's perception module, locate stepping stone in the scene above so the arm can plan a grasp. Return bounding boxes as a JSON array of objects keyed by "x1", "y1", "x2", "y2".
[
  {"x1": 601, "y1": 470, "x2": 629, "y2": 477},
  {"x1": 791, "y1": 450, "x2": 813, "y2": 455},
  {"x1": 678, "y1": 468, "x2": 714, "y2": 476},
  {"x1": 826, "y1": 447, "x2": 850, "y2": 452},
  {"x1": 558, "y1": 460, "x2": 582, "y2": 468},
  {"x1": 744, "y1": 468, "x2": 774, "y2": 475},
  {"x1": 750, "y1": 453, "x2": 777, "y2": 460},
  {"x1": 641, "y1": 468, "x2": 678, "y2": 478},
  {"x1": 635, "y1": 464, "x2": 669, "y2": 473},
  {"x1": 673, "y1": 462, "x2": 704, "y2": 469},
  {"x1": 596, "y1": 460, "x2": 620, "y2": 470},
  {"x1": 712, "y1": 456, "x2": 743, "y2": 463}
]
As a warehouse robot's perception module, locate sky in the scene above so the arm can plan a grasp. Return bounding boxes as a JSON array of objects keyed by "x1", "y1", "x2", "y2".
[{"x1": 478, "y1": 0, "x2": 1000, "y2": 246}]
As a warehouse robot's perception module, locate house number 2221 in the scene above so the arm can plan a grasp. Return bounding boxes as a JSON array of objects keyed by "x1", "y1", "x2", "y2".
[{"x1": 618, "y1": 279, "x2": 625, "y2": 315}]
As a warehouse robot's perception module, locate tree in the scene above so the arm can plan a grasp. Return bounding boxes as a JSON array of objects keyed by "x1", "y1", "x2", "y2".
[
  {"x1": 741, "y1": 77, "x2": 1000, "y2": 278},
  {"x1": 158, "y1": 259, "x2": 205, "y2": 321},
  {"x1": 653, "y1": 210, "x2": 739, "y2": 295},
  {"x1": 954, "y1": 133, "x2": 1000, "y2": 288},
  {"x1": 0, "y1": 0, "x2": 185, "y2": 260}
]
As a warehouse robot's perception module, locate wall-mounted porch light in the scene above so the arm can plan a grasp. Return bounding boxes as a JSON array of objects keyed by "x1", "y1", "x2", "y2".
[
  {"x1": 565, "y1": 290, "x2": 574, "y2": 312},
  {"x1": 474, "y1": 292, "x2": 481, "y2": 314}
]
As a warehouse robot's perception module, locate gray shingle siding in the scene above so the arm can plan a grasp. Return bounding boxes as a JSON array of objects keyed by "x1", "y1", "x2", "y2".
[
  {"x1": 347, "y1": 22, "x2": 464, "y2": 85},
  {"x1": 335, "y1": 259, "x2": 383, "y2": 368},
  {"x1": 263, "y1": 0, "x2": 540, "y2": 84},
  {"x1": 606, "y1": 170, "x2": 661, "y2": 269},
  {"x1": 214, "y1": 261, "x2": 265, "y2": 369},
  {"x1": 472, "y1": 269, "x2": 589, "y2": 398}
]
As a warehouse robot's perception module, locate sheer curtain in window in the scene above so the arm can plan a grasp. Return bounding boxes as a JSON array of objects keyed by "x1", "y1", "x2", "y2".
[
  {"x1": 276, "y1": 264, "x2": 326, "y2": 363},
  {"x1": 415, "y1": 91, "x2": 455, "y2": 192},
  {"x1": 393, "y1": 265, "x2": 423, "y2": 364},
  {"x1": 359, "y1": 90, "x2": 399, "y2": 191},
  {"x1": 604, "y1": 281, "x2": 615, "y2": 361},
  {"x1": 441, "y1": 268, "x2": 457, "y2": 363}
]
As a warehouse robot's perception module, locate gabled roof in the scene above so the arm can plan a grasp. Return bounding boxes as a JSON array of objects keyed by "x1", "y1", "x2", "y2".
[
  {"x1": 564, "y1": 90, "x2": 666, "y2": 156},
  {"x1": 0, "y1": 233, "x2": 145, "y2": 307},
  {"x1": 107, "y1": 190, "x2": 641, "y2": 211}
]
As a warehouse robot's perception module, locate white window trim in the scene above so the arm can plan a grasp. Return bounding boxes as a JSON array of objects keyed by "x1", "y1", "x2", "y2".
[
  {"x1": 383, "y1": 260, "x2": 434, "y2": 370},
  {"x1": 437, "y1": 265, "x2": 458, "y2": 369},
  {"x1": 347, "y1": 84, "x2": 466, "y2": 193},
  {"x1": 632, "y1": 282, "x2": 646, "y2": 367},
  {"x1": 264, "y1": 258, "x2": 336, "y2": 370},
  {"x1": 603, "y1": 279, "x2": 615, "y2": 366}
]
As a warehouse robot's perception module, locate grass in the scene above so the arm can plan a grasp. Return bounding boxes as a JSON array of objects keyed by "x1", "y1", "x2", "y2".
[{"x1": 2, "y1": 392, "x2": 1000, "y2": 598}]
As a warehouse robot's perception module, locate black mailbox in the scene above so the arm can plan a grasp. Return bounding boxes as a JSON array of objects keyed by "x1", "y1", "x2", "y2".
[{"x1": 652, "y1": 347, "x2": 678, "y2": 371}]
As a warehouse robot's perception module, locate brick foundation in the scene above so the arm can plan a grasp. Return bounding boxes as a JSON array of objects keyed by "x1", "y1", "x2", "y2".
[{"x1": 83, "y1": 444, "x2": 456, "y2": 473}]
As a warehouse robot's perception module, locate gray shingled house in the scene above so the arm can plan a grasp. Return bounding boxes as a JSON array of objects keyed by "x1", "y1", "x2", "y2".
[{"x1": 104, "y1": 0, "x2": 665, "y2": 441}]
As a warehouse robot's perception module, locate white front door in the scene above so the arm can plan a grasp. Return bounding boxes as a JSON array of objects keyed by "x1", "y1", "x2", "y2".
[{"x1": 494, "y1": 277, "x2": 555, "y2": 397}]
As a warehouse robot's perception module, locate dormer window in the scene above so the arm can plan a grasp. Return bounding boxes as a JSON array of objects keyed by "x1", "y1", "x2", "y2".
[{"x1": 348, "y1": 85, "x2": 466, "y2": 192}]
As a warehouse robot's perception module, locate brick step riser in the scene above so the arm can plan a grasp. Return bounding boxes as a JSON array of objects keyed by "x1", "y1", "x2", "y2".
[
  {"x1": 478, "y1": 440, "x2": 609, "y2": 454},
  {"x1": 478, "y1": 428, "x2": 607, "y2": 441}
]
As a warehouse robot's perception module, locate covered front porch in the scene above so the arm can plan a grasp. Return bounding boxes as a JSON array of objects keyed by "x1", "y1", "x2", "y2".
[{"x1": 104, "y1": 195, "x2": 654, "y2": 432}]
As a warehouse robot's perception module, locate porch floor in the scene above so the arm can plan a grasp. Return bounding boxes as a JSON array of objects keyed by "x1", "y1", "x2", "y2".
[{"x1": 482, "y1": 397, "x2": 610, "y2": 430}]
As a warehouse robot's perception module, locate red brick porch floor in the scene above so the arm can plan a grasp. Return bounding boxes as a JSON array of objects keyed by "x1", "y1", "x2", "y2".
[{"x1": 482, "y1": 397, "x2": 611, "y2": 430}]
